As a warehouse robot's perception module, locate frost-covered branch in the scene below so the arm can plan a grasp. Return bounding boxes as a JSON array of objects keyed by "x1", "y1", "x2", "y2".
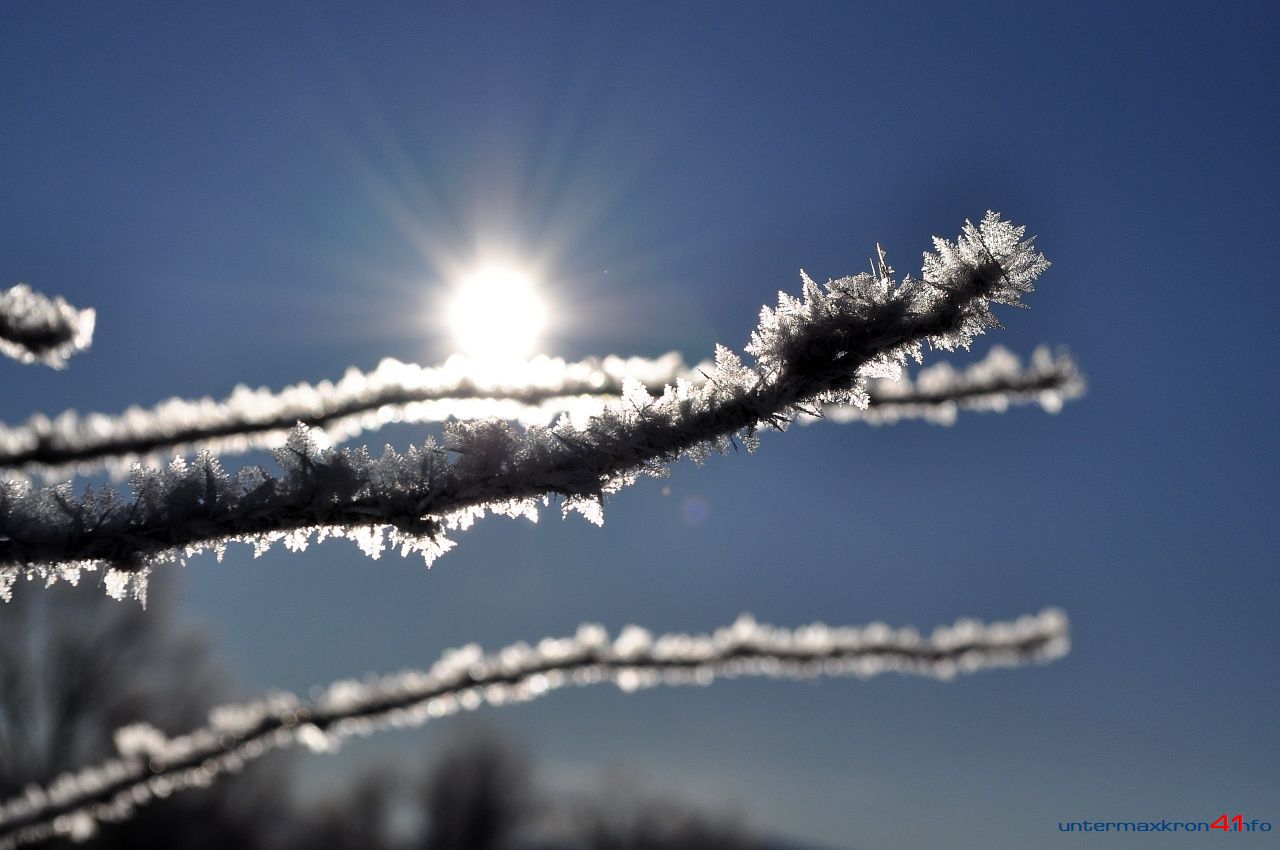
[
  {"x1": 0, "y1": 345, "x2": 1082, "y2": 481},
  {"x1": 0, "y1": 354, "x2": 699, "y2": 481},
  {"x1": 815, "y1": 343, "x2": 1082, "y2": 426},
  {"x1": 0, "y1": 285, "x2": 95, "y2": 369},
  {"x1": 0, "y1": 608, "x2": 1069, "y2": 848},
  {"x1": 0, "y1": 213, "x2": 1051, "y2": 601}
]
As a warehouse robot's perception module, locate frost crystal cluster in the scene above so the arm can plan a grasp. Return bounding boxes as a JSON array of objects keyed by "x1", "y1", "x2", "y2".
[
  {"x1": 0, "y1": 213, "x2": 1052, "y2": 600},
  {"x1": 0, "y1": 609, "x2": 1069, "y2": 848},
  {"x1": 0, "y1": 284, "x2": 95, "y2": 368}
]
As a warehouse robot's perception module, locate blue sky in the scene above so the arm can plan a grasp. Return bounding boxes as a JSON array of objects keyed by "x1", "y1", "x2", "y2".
[{"x1": 1, "y1": 2, "x2": 1277, "y2": 847}]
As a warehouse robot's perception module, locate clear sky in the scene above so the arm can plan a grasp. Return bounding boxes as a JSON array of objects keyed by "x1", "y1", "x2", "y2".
[{"x1": 2, "y1": 2, "x2": 1277, "y2": 847}]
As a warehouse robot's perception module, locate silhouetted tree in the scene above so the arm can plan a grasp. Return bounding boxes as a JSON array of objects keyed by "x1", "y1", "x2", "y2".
[
  {"x1": 421, "y1": 727, "x2": 537, "y2": 850},
  {"x1": 567, "y1": 779, "x2": 760, "y2": 850},
  {"x1": 286, "y1": 768, "x2": 404, "y2": 850}
]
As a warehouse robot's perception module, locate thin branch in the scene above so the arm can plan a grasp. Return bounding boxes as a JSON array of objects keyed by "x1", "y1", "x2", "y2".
[
  {"x1": 0, "y1": 213, "x2": 1052, "y2": 600},
  {"x1": 819, "y1": 344, "x2": 1083, "y2": 426},
  {"x1": 0, "y1": 354, "x2": 700, "y2": 481},
  {"x1": 0, "y1": 285, "x2": 95, "y2": 369},
  {"x1": 0, "y1": 345, "x2": 1082, "y2": 481},
  {"x1": 0, "y1": 608, "x2": 1070, "y2": 848}
]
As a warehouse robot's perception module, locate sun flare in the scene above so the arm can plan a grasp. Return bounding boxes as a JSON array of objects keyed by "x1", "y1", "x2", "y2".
[{"x1": 447, "y1": 265, "x2": 548, "y2": 361}]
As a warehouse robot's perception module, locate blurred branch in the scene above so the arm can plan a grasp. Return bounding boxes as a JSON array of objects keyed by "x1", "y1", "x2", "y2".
[
  {"x1": 0, "y1": 345, "x2": 1082, "y2": 481},
  {"x1": 0, "y1": 578, "x2": 291, "y2": 850},
  {"x1": 0, "y1": 608, "x2": 1069, "y2": 848},
  {"x1": 818, "y1": 344, "x2": 1082, "y2": 426},
  {"x1": 0, "y1": 285, "x2": 95, "y2": 369},
  {"x1": 0, "y1": 353, "x2": 696, "y2": 481}
]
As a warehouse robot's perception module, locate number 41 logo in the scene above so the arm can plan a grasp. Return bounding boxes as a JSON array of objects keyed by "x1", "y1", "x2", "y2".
[{"x1": 1211, "y1": 814, "x2": 1244, "y2": 832}]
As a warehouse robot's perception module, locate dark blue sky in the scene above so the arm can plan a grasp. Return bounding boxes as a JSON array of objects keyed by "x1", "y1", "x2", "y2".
[{"x1": 2, "y1": 2, "x2": 1277, "y2": 847}]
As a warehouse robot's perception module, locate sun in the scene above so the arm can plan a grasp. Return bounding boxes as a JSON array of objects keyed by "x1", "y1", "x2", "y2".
[{"x1": 447, "y1": 265, "x2": 548, "y2": 361}]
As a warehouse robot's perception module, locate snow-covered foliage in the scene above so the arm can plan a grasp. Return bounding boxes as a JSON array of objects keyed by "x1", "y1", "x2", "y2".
[
  {"x1": 0, "y1": 284, "x2": 95, "y2": 369},
  {"x1": 0, "y1": 213, "x2": 1050, "y2": 601},
  {"x1": 0, "y1": 608, "x2": 1070, "y2": 848},
  {"x1": 0, "y1": 344, "x2": 1082, "y2": 481}
]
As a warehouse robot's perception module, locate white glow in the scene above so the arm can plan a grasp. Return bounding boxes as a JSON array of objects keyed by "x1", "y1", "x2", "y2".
[{"x1": 447, "y1": 265, "x2": 547, "y2": 360}]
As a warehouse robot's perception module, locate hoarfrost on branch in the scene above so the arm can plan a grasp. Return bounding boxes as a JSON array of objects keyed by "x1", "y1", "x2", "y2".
[
  {"x1": 0, "y1": 608, "x2": 1069, "y2": 848},
  {"x1": 0, "y1": 213, "x2": 1053, "y2": 601},
  {"x1": 0, "y1": 284, "x2": 95, "y2": 369},
  {"x1": 0, "y1": 345, "x2": 1082, "y2": 481}
]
